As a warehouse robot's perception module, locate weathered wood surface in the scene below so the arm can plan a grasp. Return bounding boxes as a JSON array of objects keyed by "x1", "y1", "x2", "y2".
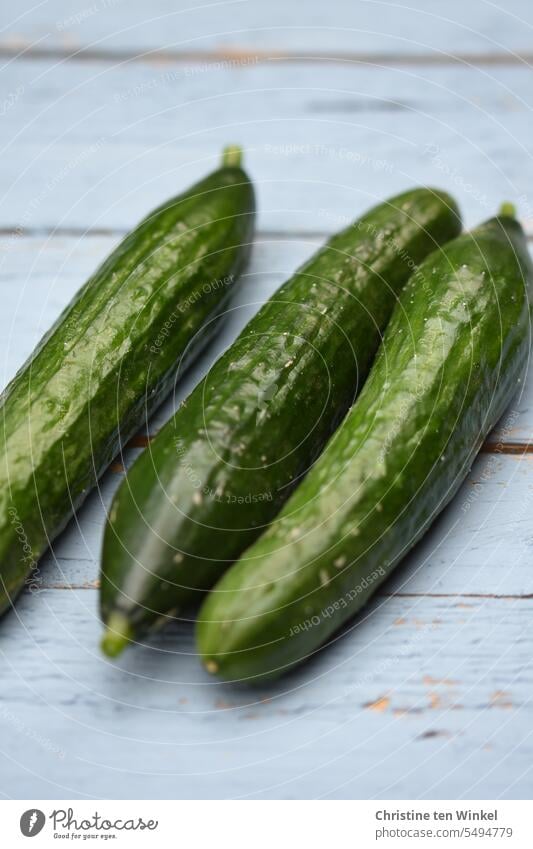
[
  {"x1": 1, "y1": 0, "x2": 533, "y2": 802},
  {"x1": 1, "y1": 590, "x2": 532, "y2": 799}
]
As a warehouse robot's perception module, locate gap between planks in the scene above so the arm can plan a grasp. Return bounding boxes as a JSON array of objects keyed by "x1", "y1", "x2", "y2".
[
  {"x1": 0, "y1": 226, "x2": 332, "y2": 241},
  {"x1": 122, "y1": 434, "x2": 533, "y2": 455},
  {"x1": 1, "y1": 44, "x2": 533, "y2": 68},
  {"x1": 4, "y1": 227, "x2": 533, "y2": 243},
  {"x1": 35, "y1": 584, "x2": 533, "y2": 598}
]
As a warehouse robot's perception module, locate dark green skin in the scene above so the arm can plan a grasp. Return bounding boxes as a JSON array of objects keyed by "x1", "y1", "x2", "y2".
[
  {"x1": 101, "y1": 188, "x2": 461, "y2": 639},
  {"x1": 0, "y1": 158, "x2": 254, "y2": 615},
  {"x1": 197, "y1": 213, "x2": 532, "y2": 683}
]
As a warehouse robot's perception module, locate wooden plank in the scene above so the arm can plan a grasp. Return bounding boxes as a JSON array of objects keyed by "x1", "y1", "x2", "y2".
[
  {"x1": 0, "y1": 589, "x2": 531, "y2": 799},
  {"x1": 1, "y1": 0, "x2": 532, "y2": 59},
  {"x1": 1, "y1": 60, "x2": 533, "y2": 236}
]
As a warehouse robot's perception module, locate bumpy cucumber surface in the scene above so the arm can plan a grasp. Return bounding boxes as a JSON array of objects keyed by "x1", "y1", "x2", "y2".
[
  {"x1": 100, "y1": 188, "x2": 461, "y2": 655},
  {"x1": 0, "y1": 147, "x2": 254, "y2": 616},
  {"x1": 197, "y1": 209, "x2": 532, "y2": 682}
]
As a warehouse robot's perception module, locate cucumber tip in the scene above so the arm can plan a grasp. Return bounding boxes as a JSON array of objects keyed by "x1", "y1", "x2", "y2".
[
  {"x1": 222, "y1": 145, "x2": 243, "y2": 168},
  {"x1": 499, "y1": 201, "x2": 517, "y2": 218},
  {"x1": 101, "y1": 613, "x2": 133, "y2": 658}
]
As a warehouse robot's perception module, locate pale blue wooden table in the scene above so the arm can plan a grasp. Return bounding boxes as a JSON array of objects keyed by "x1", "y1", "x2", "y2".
[{"x1": 1, "y1": 0, "x2": 533, "y2": 800}]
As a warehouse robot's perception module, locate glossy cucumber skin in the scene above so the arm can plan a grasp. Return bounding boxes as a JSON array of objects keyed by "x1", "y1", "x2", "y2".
[
  {"x1": 0, "y1": 161, "x2": 255, "y2": 614},
  {"x1": 100, "y1": 188, "x2": 461, "y2": 638},
  {"x1": 197, "y1": 214, "x2": 532, "y2": 682}
]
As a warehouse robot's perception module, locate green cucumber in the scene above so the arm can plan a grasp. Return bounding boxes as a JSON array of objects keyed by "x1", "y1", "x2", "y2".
[
  {"x1": 197, "y1": 206, "x2": 532, "y2": 682},
  {"x1": 100, "y1": 188, "x2": 461, "y2": 656},
  {"x1": 0, "y1": 146, "x2": 254, "y2": 616}
]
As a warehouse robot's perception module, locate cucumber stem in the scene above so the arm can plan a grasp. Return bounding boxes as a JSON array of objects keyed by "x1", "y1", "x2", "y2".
[
  {"x1": 222, "y1": 145, "x2": 243, "y2": 168},
  {"x1": 499, "y1": 201, "x2": 517, "y2": 218},
  {"x1": 101, "y1": 612, "x2": 133, "y2": 658}
]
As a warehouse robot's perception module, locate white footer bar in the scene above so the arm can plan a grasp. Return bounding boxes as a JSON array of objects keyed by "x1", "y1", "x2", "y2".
[{"x1": 2, "y1": 799, "x2": 530, "y2": 848}]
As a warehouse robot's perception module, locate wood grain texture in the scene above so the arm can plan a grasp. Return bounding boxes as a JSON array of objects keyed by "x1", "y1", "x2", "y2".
[
  {"x1": 1, "y1": 0, "x2": 533, "y2": 802},
  {"x1": 0, "y1": 590, "x2": 531, "y2": 799}
]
